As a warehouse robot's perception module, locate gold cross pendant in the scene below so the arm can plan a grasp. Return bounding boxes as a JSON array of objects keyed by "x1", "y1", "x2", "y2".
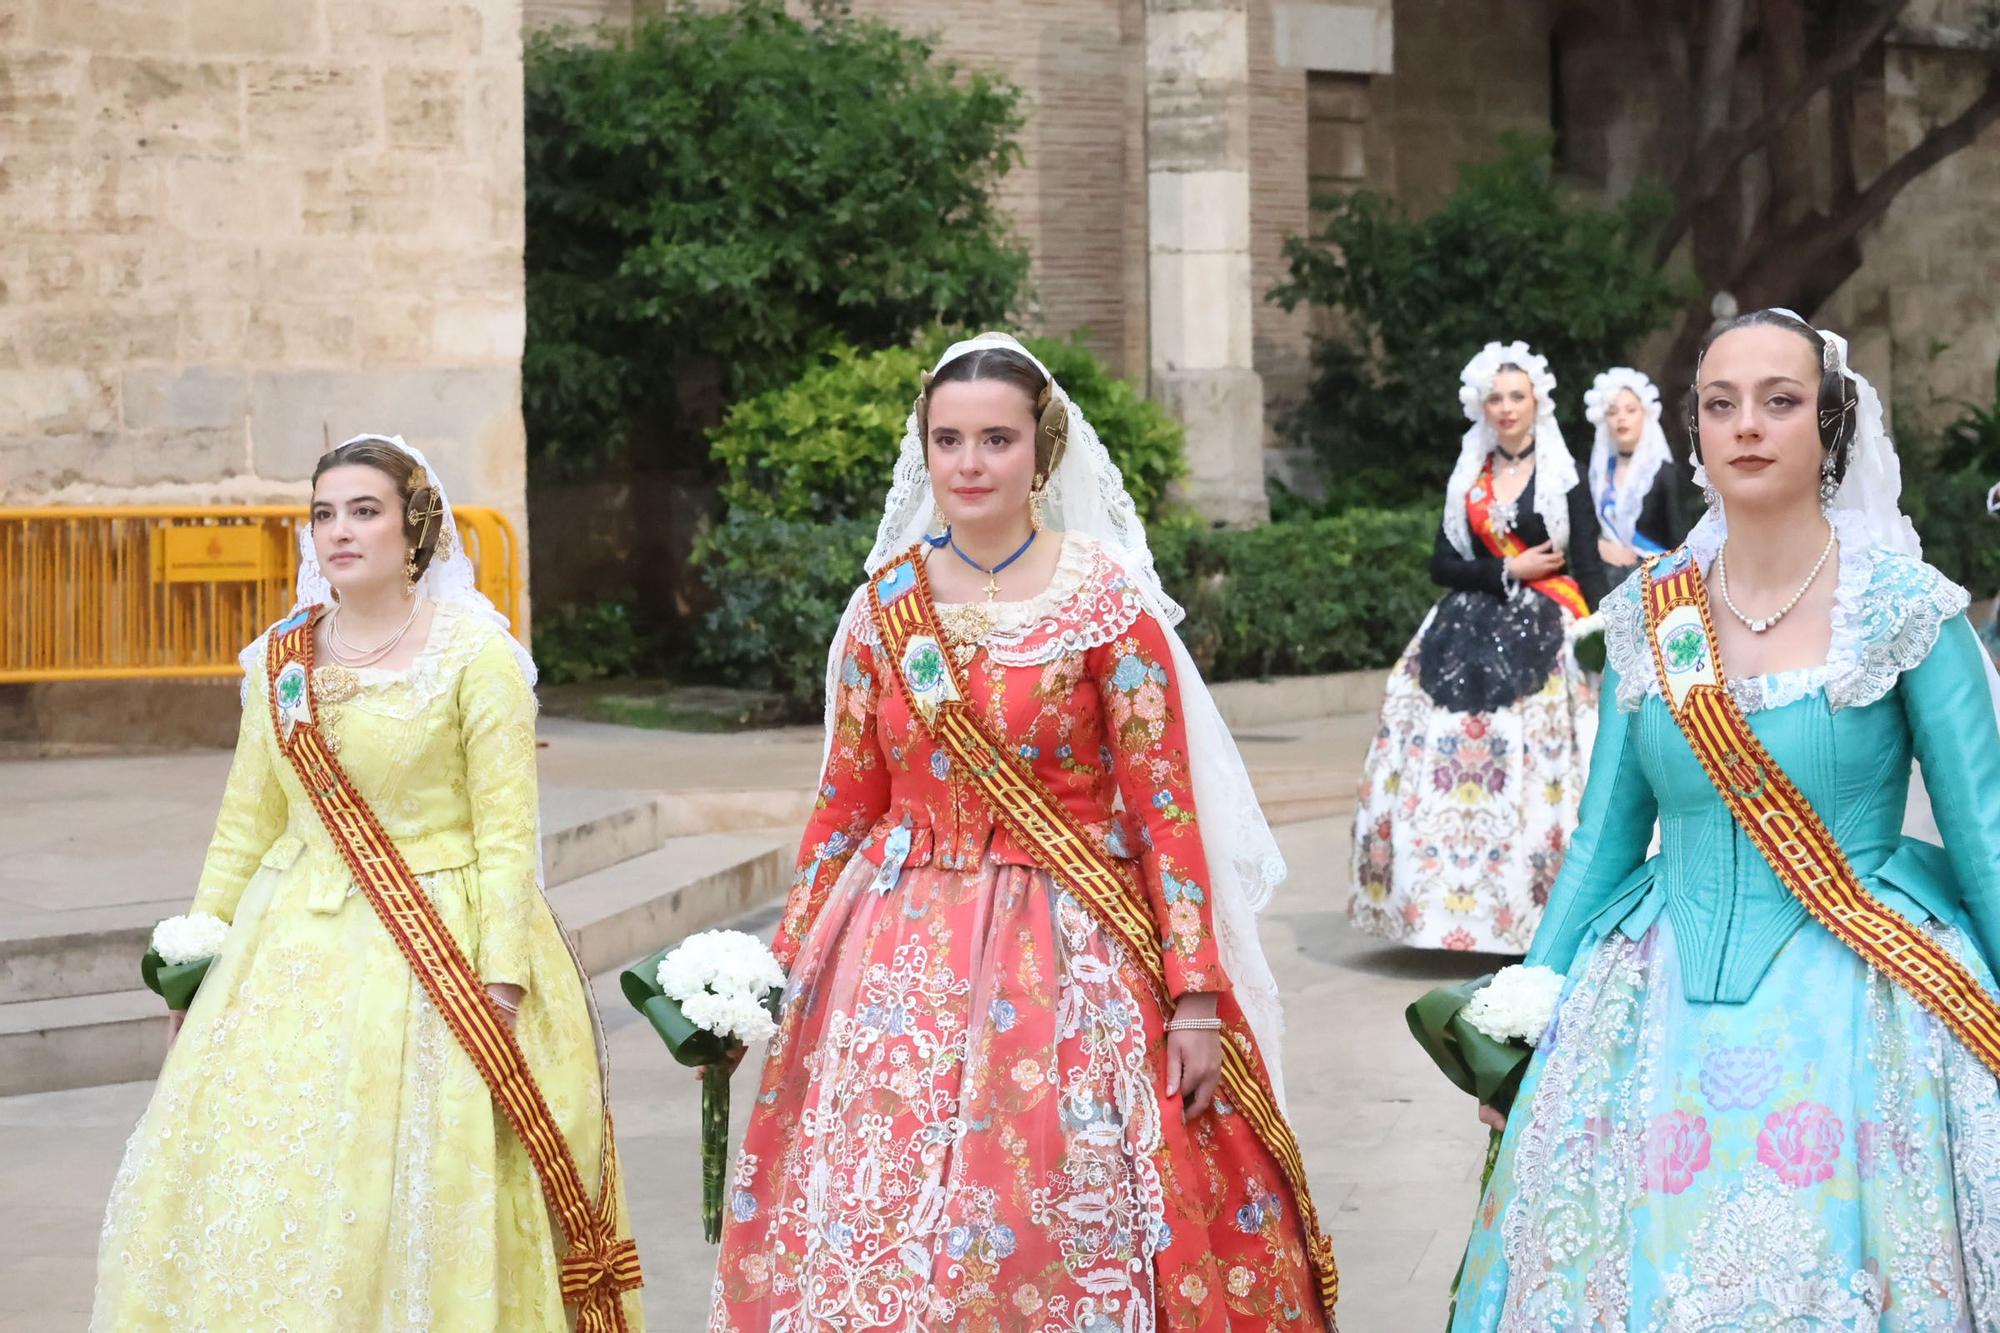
[{"x1": 984, "y1": 574, "x2": 999, "y2": 601}]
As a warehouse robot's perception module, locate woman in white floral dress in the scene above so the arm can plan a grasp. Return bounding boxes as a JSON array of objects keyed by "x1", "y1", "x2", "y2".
[{"x1": 1349, "y1": 341, "x2": 1609, "y2": 953}]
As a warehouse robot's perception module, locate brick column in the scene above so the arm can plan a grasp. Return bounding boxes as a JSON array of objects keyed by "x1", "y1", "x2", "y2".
[{"x1": 1146, "y1": 0, "x2": 1267, "y2": 526}]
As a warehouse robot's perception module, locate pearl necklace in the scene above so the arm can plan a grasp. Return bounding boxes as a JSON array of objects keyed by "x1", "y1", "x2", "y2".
[
  {"x1": 1716, "y1": 522, "x2": 1836, "y2": 634},
  {"x1": 327, "y1": 597, "x2": 423, "y2": 667}
]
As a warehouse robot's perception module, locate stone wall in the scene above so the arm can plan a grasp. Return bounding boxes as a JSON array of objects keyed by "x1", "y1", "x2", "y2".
[
  {"x1": 0, "y1": 0, "x2": 529, "y2": 542},
  {"x1": 1368, "y1": 0, "x2": 1552, "y2": 213},
  {"x1": 1859, "y1": 31, "x2": 2000, "y2": 420}
]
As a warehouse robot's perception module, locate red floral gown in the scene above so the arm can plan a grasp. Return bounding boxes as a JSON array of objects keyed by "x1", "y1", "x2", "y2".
[{"x1": 708, "y1": 535, "x2": 1332, "y2": 1332}]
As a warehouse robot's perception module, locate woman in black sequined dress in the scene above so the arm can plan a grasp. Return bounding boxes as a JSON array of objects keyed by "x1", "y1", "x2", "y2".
[{"x1": 1348, "y1": 341, "x2": 1610, "y2": 953}]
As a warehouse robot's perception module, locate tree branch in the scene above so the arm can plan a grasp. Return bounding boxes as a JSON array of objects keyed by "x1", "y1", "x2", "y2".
[
  {"x1": 1696, "y1": 0, "x2": 1750, "y2": 142},
  {"x1": 1730, "y1": 68, "x2": 2000, "y2": 295},
  {"x1": 1654, "y1": 0, "x2": 1912, "y2": 265}
]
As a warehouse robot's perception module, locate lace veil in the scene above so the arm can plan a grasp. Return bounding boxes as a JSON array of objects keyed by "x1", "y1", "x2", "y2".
[
  {"x1": 1585, "y1": 367, "x2": 1674, "y2": 549},
  {"x1": 1684, "y1": 313, "x2": 2000, "y2": 841},
  {"x1": 239, "y1": 432, "x2": 535, "y2": 686},
  {"x1": 1443, "y1": 341, "x2": 1580, "y2": 559},
  {"x1": 824, "y1": 333, "x2": 1296, "y2": 1103}
]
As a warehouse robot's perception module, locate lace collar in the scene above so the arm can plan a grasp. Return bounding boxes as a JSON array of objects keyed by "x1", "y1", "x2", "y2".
[
  {"x1": 1603, "y1": 508, "x2": 1969, "y2": 714},
  {"x1": 857, "y1": 533, "x2": 1148, "y2": 667}
]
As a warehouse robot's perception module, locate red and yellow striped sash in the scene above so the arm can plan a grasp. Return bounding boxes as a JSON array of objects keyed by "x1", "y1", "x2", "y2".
[
  {"x1": 267, "y1": 614, "x2": 642, "y2": 1331},
  {"x1": 1468, "y1": 460, "x2": 1590, "y2": 619},
  {"x1": 868, "y1": 549, "x2": 1341, "y2": 1316},
  {"x1": 1642, "y1": 559, "x2": 2000, "y2": 1078}
]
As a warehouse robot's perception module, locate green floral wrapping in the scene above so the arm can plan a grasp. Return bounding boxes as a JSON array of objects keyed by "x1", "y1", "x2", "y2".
[
  {"x1": 620, "y1": 946, "x2": 783, "y2": 1244},
  {"x1": 1573, "y1": 626, "x2": 1607, "y2": 674},
  {"x1": 1410, "y1": 975, "x2": 1536, "y2": 1329},
  {"x1": 140, "y1": 949, "x2": 213, "y2": 1013},
  {"x1": 1405, "y1": 974, "x2": 1536, "y2": 1116}
]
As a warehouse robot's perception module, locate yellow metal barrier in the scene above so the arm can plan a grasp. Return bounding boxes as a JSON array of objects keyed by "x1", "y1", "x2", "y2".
[{"x1": 1, "y1": 506, "x2": 523, "y2": 683}]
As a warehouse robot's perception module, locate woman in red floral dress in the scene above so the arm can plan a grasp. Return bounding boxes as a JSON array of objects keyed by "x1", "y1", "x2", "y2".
[{"x1": 707, "y1": 334, "x2": 1339, "y2": 1332}]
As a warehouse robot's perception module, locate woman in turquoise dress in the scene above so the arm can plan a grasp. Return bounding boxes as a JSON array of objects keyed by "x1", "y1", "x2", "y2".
[{"x1": 1453, "y1": 309, "x2": 2000, "y2": 1330}]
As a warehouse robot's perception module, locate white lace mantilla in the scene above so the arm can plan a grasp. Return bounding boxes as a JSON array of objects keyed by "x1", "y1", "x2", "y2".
[
  {"x1": 853, "y1": 533, "x2": 1147, "y2": 668},
  {"x1": 1602, "y1": 511, "x2": 1971, "y2": 715}
]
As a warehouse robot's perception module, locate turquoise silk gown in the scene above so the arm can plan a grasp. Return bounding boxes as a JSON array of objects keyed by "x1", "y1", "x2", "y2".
[{"x1": 1454, "y1": 514, "x2": 2000, "y2": 1331}]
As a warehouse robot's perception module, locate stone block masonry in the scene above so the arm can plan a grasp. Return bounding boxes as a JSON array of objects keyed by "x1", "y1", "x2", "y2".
[{"x1": 0, "y1": 0, "x2": 529, "y2": 563}]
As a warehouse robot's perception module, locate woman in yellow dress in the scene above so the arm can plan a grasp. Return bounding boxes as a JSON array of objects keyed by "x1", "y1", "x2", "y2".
[{"x1": 92, "y1": 434, "x2": 643, "y2": 1332}]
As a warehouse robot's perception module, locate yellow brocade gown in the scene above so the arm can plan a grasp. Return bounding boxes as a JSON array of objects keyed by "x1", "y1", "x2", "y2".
[{"x1": 91, "y1": 605, "x2": 643, "y2": 1332}]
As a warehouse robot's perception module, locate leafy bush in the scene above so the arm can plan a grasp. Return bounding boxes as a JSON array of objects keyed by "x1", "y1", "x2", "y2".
[
  {"x1": 532, "y1": 599, "x2": 657, "y2": 685},
  {"x1": 690, "y1": 515, "x2": 878, "y2": 714},
  {"x1": 1906, "y1": 461, "x2": 2000, "y2": 598},
  {"x1": 689, "y1": 507, "x2": 1439, "y2": 716},
  {"x1": 709, "y1": 332, "x2": 1187, "y2": 522},
  {"x1": 1159, "y1": 506, "x2": 1438, "y2": 678},
  {"x1": 1272, "y1": 134, "x2": 1678, "y2": 508},
  {"x1": 524, "y1": 3, "x2": 1028, "y2": 479}
]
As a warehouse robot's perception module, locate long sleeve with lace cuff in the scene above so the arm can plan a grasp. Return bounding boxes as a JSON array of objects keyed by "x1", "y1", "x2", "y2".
[
  {"x1": 1523, "y1": 658, "x2": 1657, "y2": 975},
  {"x1": 191, "y1": 673, "x2": 287, "y2": 923},
  {"x1": 776, "y1": 624, "x2": 890, "y2": 972},
  {"x1": 1092, "y1": 614, "x2": 1232, "y2": 999},
  {"x1": 1904, "y1": 615, "x2": 2000, "y2": 971},
  {"x1": 459, "y1": 631, "x2": 541, "y2": 992}
]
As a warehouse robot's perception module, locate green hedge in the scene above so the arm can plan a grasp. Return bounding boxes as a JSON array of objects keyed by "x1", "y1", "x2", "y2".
[
  {"x1": 691, "y1": 515, "x2": 879, "y2": 714},
  {"x1": 709, "y1": 332, "x2": 1186, "y2": 524},
  {"x1": 1161, "y1": 506, "x2": 1437, "y2": 679},
  {"x1": 692, "y1": 507, "x2": 1439, "y2": 716}
]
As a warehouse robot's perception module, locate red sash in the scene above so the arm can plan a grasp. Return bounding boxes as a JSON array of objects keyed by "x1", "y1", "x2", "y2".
[
  {"x1": 1642, "y1": 558, "x2": 2000, "y2": 1078},
  {"x1": 266, "y1": 612, "x2": 641, "y2": 1331},
  {"x1": 866, "y1": 548, "x2": 1341, "y2": 1316},
  {"x1": 1466, "y1": 460, "x2": 1590, "y2": 618}
]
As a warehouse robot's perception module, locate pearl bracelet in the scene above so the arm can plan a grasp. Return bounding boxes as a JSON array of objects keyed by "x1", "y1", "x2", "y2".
[{"x1": 1165, "y1": 1017, "x2": 1223, "y2": 1033}]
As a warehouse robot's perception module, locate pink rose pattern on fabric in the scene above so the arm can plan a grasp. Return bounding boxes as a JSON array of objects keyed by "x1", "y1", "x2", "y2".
[
  {"x1": 1642, "y1": 1110, "x2": 1713, "y2": 1195},
  {"x1": 1757, "y1": 1101, "x2": 1845, "y2": 1188}
]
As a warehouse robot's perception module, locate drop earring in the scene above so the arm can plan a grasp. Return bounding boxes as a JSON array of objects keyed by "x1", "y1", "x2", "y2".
[
  {"x1": 1029, "y1": 475, "x2": 1047, "y2": 532},
  {"x1": 403, "y1": 548, "x2": 419, "y2": 593},
  {"x1": 1818, "y1": 452, "x2": 1840, "y2": 507}
]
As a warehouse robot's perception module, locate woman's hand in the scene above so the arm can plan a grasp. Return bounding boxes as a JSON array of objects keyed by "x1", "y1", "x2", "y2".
[
  {"x1": 487, "y1": 983, "x2": 525, "y2": 1032},
  {"x1": 1598, "y1": 536, "x2": 1638, "y2": 567},
  {"x1": 696, "y1": 1044, "x2": 748, "y2": 1083},
  {"x1": 1478, "y1": 1104, "x2": 1507, "y2": 1132},
  {"x1": 165, "y1": 1010, "x2": 186, "y2": 1053},
  {"x1": 1506, "y1": 542, "x2": 1567, "y2": 582},
  {"x1": 1166, "y1": 992, "x2": 1224, "y2": 1121}
]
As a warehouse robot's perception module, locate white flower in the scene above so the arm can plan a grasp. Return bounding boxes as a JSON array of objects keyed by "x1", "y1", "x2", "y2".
[
  {"x1": 656, "y1": 929, "x2": 785, "y2": 1046},
  {"x1": 151, "y1": 912, "x2": 228, "y2": 966},
  {"x1": 1565, "y1": 613, "x2": 1603, "y2": 644},
  {"x1": 1464, "y1": 964, "x2": 1565, "y2": 1046}
]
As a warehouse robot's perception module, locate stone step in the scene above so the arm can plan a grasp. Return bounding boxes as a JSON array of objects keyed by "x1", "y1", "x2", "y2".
[
  {"x1": 0, "y1": 830, "x2": 795, "y2": 1097},
  {"x1": 552, "y1": 831, "x2": 791, "y2": 977},
  {"x1": 0, "y1": 787, "x2": 671, "y2": 1006}
]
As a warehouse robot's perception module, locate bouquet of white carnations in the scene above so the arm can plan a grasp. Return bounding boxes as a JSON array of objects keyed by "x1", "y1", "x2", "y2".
[
  {"x1": 1566, "y1": 611, "x2": 1607, "y2": 673},
  {"x1": 141, "y1": 912, "x2": 229, "y2": 1011},
  {"x1": 620, "y1": 929, "x2": 786, "y2": 1243}
]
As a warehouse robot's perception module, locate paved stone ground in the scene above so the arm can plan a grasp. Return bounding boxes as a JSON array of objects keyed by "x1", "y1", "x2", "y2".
[{"x1": 0, "y1": 712, "x2": 1501, "y2": 1331}]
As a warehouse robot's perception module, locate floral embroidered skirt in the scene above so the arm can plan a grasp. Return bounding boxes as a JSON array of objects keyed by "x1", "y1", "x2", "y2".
[
  {"x1": 1348, "y1": 594, "x2": 1597, "y2": 953},
  {"x1": 709, "y1": 852, "x2": 1330, "y2": 1332},
  {"x1": 1454, "y1": 914, "x2": 2000, "y2": 1331},
  {"x1": 91, "y1": 856, "x2": 637, "y2": 1332}
]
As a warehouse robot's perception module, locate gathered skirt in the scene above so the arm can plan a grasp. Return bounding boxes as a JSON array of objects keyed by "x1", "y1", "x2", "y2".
[
  {"x1": 91, "y1": 854, "x2": 637, "y2": 1332},
  {"x1": 1454, "y1": 913, "x2": 2000, "y2": 1331},
  {"x1": 708, "y1": 849, "x2": 1330, "y2": 1332},
  {"x1": 1349, "y1": 590, "x2": 1597, "y2": 953}
]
